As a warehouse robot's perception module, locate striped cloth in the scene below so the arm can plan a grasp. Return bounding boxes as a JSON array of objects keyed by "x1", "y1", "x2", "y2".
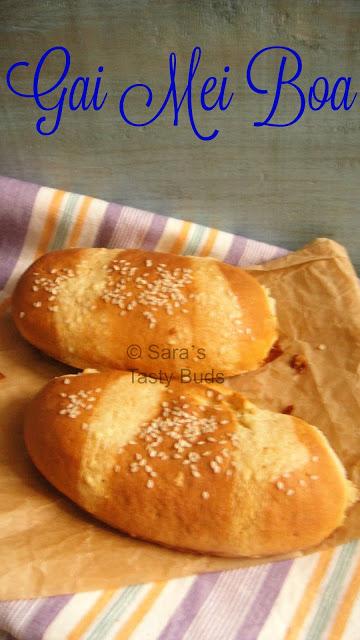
[{"x1": 0, "y1": 176, "x2": 359, "y2": 640}]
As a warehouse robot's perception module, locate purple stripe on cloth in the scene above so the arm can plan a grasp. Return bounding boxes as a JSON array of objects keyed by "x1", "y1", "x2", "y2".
[
  {"x1": 0, "y1": 177, "x2": 39, "y2": 290},
  {"x1": 94, "y1": 202, "x2": 124, "y2": 247},
  {"x1": 141, "y1": 213, "x2": 168, "y2": 250},
  {"x1": 21, "y1": 595, "x2": 72, "y2": 640},
  {"x1": 234, "y1": 560, "x2": 293, "y2": 640},
  {"x1": 109, "y1": 208, "x2": 154, "y2": 249},
  {"x1": 224, "y1": 235, "x2": 247, "y2": 265},
  {"x1": 159, "y1": 573, "x2": 220, "y2": 640}
]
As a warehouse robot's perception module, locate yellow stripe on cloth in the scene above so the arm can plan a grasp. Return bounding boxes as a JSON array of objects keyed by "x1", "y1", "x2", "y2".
[
  {"x1": 35, "y1": 189, "x2": 65, "y2": 258},
  {"x1": 68, "y1": 590, "x2": 118, "y2": 640},
  {"x1": 115, "y1": 582, "x2": 166, "y2": 639},
  {"x1": 284, "y1": 549, "x2": 335, "y2": 640},
  {"x1": 199, "y1": 227, "x2": 218, "y2": 256},
  {"x1": 66, "y1": 195, "x2": 93, "y2": 247},
  {"x1": 327, "y1": 556, "x2": 360, "y2": 640},
  {"x1": 169, "y1": 220, "x2": 192, "y2": 254}
]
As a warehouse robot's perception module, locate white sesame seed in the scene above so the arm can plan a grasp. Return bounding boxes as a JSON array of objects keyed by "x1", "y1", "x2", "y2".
[
  {"x1": 19, "y1": 311, "x2": 26, "y2": 318},
  {"x1": 202, "y1": 491, "x2": 210, "y2": 500},
  {"x1": 287, "y1": 489, "x2": 295, "y2": 496},
  {"x1": 299, "y1": 479, "x2": 307, "y2": 487},
  {"x1": 282, "y1": 472, "x2": 290, "y2": 478},
  {"x1": 33, "y1": 301, "x2": 42, "y2": 308},
  {"x1": 317, "y1": 344, "x2": 327, "y2": 351},
  {"x1": 146, "y1": 479, "x2": 155, "y2": 489},
  {"x1": 310, "y1": 475, "x2": 319, "y2": 480},
  {"x1": 311, "y1": 456, "x2": 319, "y2": 462},
  {"x1": 226, "y1": 469, "x2": 233, "y2": 476},
  {"x1": 63, "y1": 378, "x2": 71, "y2": 385},
  {"x1": 113, "y1": 464, "x2": 121, "y2": 473},
  {"x1": 206, "y1": 390, "x2": 214, "y2": 398},
  {"x1": 220, "y1": 419, "x2": 229, "y2": 425},
  {"x1": 276, "y1": 481, "x2": 285, "y2": 490},
  {"x1": 191, "y1": 470, "x2": 201, "y2": 478}
]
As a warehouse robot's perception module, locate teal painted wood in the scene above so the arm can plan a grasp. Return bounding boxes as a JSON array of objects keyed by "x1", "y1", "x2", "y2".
[{"x1": 0, "y1": 0, "x2": 359, "y2": 269}]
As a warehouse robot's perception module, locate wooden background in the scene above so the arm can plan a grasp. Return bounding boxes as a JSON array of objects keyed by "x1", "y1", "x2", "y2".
[{"x1": 0, "y1": 0, "x2": 359, "y2": 269}]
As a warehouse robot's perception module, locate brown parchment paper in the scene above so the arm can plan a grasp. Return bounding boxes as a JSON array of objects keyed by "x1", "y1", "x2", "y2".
[{"x1": 0, "y1": 238, "x2": 359, "y2": 600}]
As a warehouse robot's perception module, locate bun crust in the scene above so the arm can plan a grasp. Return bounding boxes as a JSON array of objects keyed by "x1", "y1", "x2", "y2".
[
  {"x1": 12, "y1": 248, "x2": 277, "y2": 377},
  {"x1": 24, "y1": 370, "x2": 356, "y2": 557}
]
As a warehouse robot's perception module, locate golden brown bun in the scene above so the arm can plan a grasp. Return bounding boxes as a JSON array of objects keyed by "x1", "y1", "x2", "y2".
[
  {"x1": 12, "y1": 248, "x2": 277, "y2": 378},
  {"x1": 24, "y1": 370, "x2": 357, "y2": 558}
]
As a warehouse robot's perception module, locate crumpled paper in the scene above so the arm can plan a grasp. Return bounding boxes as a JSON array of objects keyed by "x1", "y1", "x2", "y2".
[{"x1": 0, "y1": 238, "x2": 359, "y2": 599}]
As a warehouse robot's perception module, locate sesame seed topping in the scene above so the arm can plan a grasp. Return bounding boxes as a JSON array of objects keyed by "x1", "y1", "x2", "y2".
[
  {"x1": 33, "y1": 301, "x2": 42, "y2": 308},
  {"x1": 101, "y1": 258, "x2": 193, "y2": 327},
  {"x1": 299, "y1": 479, "x2": 307, "y2": 487},
  {"x1": 276, "y1": 481, "x2": 285, "y2": 490},
  {"x1": 146, "y1": 479, "x2": 155, "y2": 489},
  {"x1": 317, "y1": 344, "x2": 327, "y2": 351},
  {"x1": 310, "y1": 475, "x2": 319, "y2": 480},
  {"x1": 63, "y1": 378, "x2": 71, "y2": 385},
  {"x1": 311, "y1": 456, "x2": 319, "y2": 462},
  {"x1": 286, "y1": 489, "x2": 295, "y2": 496},
  {"x1": 113, "y1": 464, "x2": 121, "y2": 473},
  {"x1": 19, "y1": 311, "x2": 26, "y2": 318},
  {"x1": 202, "y1": 491, "x2": 210, "y2": 500}
]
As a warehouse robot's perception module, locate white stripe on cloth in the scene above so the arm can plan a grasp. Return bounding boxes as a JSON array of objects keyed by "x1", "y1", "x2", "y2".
[
  {"x1": 127, "y1": 576, "x2": 196, "y2": 640},
  {"x1": 298, "y1": 544, "x2": 356, "y2": 640},
  {"x1": 183, "y1": 566, "x2": 267, "y2": 640},
  {"x1": 76, "y1": 197, "x2": 109, "y2": 248},
  {"x1": 258, "y1": 552, "x2": 320, "y2": 640},
  {"x1": 0, "y1": 186, "x2": 55, "y2": 301},
  {"x1": 209, "y1": 230, "x2": 234, "y2": 261},
  {"x1": 154, "y1": 218, "x2": 187, "y2": 252},
  {"x1": 42, "y1": 591, "x2": 102, "y2": 640}
]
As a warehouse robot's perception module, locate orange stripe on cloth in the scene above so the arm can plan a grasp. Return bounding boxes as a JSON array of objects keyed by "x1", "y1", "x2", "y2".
[
  {"x1": 115, "y1": 582, "x2": 166, "y2": 640},
  {"x1": 66, "y1": 195, "x2": 93, "y2": 248},
  {"x1": 327, "y1": 556, "x2": 360, "y2": 640},
  {"x1": 35, "y1": 189, "x2": 65, "y2": 258},
  {"x1": 199, "y1": 227, "x2": 218, "y2": 256},
  {"x1": 284, "y1": 549, "x2": 335, "y2": 640},
  {"x1": 169, "y1": 220, "x2": 192, "y2": 254},
  {"x1": 68, "y1": 590, "x2": 117, "y2": 640}
]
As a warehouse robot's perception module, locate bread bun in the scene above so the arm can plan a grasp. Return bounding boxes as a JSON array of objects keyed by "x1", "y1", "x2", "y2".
[
  {"x1": 12, "y1": 248, "x2": 277, "y2": 378},
  {"x1": 24, "y1": 370, "x2": 357, "y2": 557}
]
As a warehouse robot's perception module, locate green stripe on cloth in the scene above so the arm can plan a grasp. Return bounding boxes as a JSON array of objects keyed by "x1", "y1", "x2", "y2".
[
  {"x1": 183, "y1": 223, "x2": 206, "y2": 255},
  {"x1": 85, "y1": 585, "x2": 144, "y2": 640},
  {"x1": 305, "y1": 541, "x2": 358, "y2": 640},
  {"x1": 48, "y1": 192, "x2": 80, "y2": 250}
]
